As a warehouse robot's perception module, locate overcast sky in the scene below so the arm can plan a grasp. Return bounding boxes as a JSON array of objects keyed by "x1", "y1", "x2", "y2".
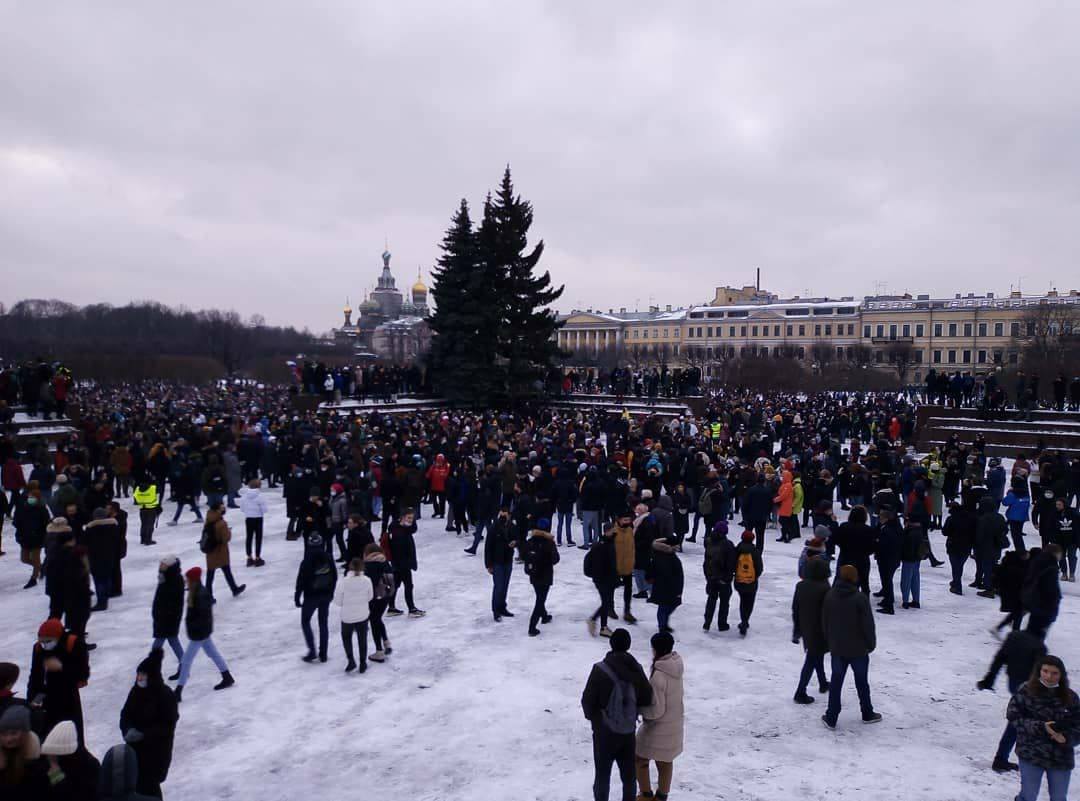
[{"x1": 3, "y1": 2, "x2": 1079, "y2": 332}]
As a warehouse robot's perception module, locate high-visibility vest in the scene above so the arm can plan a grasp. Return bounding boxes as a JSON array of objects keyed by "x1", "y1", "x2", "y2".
[{"x1": 133, "y1": 484, "x2": 158, "y2": 510}]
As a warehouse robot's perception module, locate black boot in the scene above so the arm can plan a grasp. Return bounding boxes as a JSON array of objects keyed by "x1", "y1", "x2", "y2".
[
  {"x1": 213, "y1": 671, "x2": 235, "y2": 691},
  {"x1": 174, "y1": 685, "x2": 184, "y2": 703}
]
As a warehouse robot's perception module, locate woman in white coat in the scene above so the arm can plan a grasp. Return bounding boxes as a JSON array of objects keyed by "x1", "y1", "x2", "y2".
[
  {"x1": 334, "y1": 557, "x2": 373, "y2": 673},
  {"x1": 635, "y1": 631, "x2": 684, "y2": 801}
]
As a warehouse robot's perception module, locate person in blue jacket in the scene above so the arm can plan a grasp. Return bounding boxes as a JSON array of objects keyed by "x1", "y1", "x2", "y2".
[{"x1": 1002, "y1": 476, "x2": 1031, "y2": 555}]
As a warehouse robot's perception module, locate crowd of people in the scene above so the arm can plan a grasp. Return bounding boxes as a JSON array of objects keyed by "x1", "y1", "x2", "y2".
[{"x1": 0, "y1": 376, "x2": 1078, "y2": 800}]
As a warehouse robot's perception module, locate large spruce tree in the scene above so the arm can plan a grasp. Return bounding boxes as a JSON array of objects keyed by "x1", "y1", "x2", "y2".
[
  {"x1": 429, "y1": 199, "x2": 498, "y2": 405},
  {"x1": 429, "y1": 169, "x2": 563, "y2": 406},
  {"x1": 482, "y1": 167, "x2": 564, "y2": 402}
]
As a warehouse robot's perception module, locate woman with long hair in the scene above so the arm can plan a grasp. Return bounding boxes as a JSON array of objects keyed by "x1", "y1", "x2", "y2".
[
  {"x1": 173, "y1": 567, "x2": 234, "y2": 703},
  {"x1": 634, "y1": 631, "x2": 685, "y2": 801},
  {"x1": 335, "y1": 557, "x2": 373, "y2": 673},
  {"x1": 1006, "y1": 655, "x2": 1078, "y2": 800}
]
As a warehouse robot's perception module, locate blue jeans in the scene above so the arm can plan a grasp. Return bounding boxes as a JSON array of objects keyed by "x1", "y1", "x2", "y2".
[
  {"x1": 177, "y1": 637, "x2": 229, "y2": 686},
  {"x1": 825, "y1": 654, "x2": 874, "y2": 724},
  {"x1": 1017, "y1": 759, "x2": 1070, "y2": 801},
  {"x1": 205, "y1": 493, "x2": 224, "y2": 510},
  {"x1": 581, "y1": 511, "x2": 601, "y2": 547},
  {"x1": 492, "y1": 561, "x2": 512, "y2": 615},
  {"x1": 996, "y1": 678, "x2": 1022, "y2": 762},
  {"x1": 656, "y1": 604, "x2": 676, "y2": 632},
  {"x1": 900, "y1": 561, "x2": 921, "y2": 604},
  {"x1": 556, "y1": 511, "x2": 574, "y2": 544},
  {"x1": 152, "y1": 636, "x2": 184, "y2": 663},
  {"x1": 469, "y1": 517, "x2": 490, "y2": 552},
  {"x1": 632, "y1": 569, "x2": 647, "y2": 594},
  {"x1": 172, "y1": 499, "x2": 202, "y2": 522}
]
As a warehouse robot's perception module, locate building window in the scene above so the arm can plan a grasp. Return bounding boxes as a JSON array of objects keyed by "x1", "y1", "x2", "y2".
[
  {"x1": 824, "y1": 324, "x2": 832, "y2": 336},
  {"x1": 740, "y1": 326, "x2": 747, "y2": 337},
  {"x1": 876, "y1": 324, "x2": 884, "y2": 338},
  {"x1": 750, "y1": 325, "x2": 757, "y2": 336},
  {"x1": 674, "y1": 329, "x2": 679, "y2": 338},
  {"x1": 875, "y1": 350, "x2": 884, "y2": 363},
  {"x1": 634, "y1": 329, "x2": 639, "y2": 339},
  {"x1": 799, "y1": 325, "x2": 806, "y2": 336},
  {"x1": 729, "y1": 326, "x2": 735, "y2": 337},
  {"x1": 662, "y1": 328, "x2": 668, "y2": 338},
  {"x1": 673, "y1": 344, "x2": 679, "y2": 354},
  {"x1": 1008, "y1": 351, "x2": 1019, "y2": 365},
  {"x1": 916, "y1": 324, "x2": 924, "y2": 337},
  {"x1": 863, "y1": 325, "x2": 871, "y2": 338},
  {"x1": 978, "y1": 323, "x2": 987, "y2": 337},
  {"x1": 978, "y1": 350, "x2": 987, "y2": 363},
  {"x1": 914, "y1": 350, "x2": 923, "y2": 363},
  {"x1": 948, "y1": 350, "x2": 957, "y2": 363},
  {"x1": 993, "y1": 350, "x2": 1003, "y2": 364},
  {"x1": 786, "y1": 325, "x2": 793, "y2": 336},
  {"x1": 963, "y1": 323, "x2": 973, "y2": 337},
  {"x1": 836, "y1": 346, "x2": 844, "y2": 359},
  {"x1": 642, "y1": 329, "x2": 648, "y2": 339},
  {"x1": 994, "y1": 322, "x2": 1003, "y2": 337},
  {"x1": 962, "y1": 350, "x2": 971, "y2": 363},
  {"x1": 934, "y1": 324, "x2": 942, "y2": 337},
  {"x1": 797, "y1": 347, "x2": 805, "y2": 359},
  {"x1": 902, "y1": 324, "x2": 910, "y2": 337},
  {"x1": 653, "y1": 329, "x2": 658, "y2": 339},
  {"x1": 773, "y1": 325, "x2": 780, "y2": 337},
  {"x1": 948, "y1": 323, "x2": 957, "y2": 337},
  {"x1": 815, "y1": 324, "x2": 822, "y2": 336},
  {"x1": 933, "y1": 350, "x2": 942, "y2": 363},
  {"x1": 687, "y1": 328, "x2": 694, "y2": 338},
  {"x1": 1010, "y1": 322, "x2": 1020, "y2": 337}
]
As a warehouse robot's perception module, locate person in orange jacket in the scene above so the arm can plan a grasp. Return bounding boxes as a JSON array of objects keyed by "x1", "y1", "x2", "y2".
[
  {"x1": 774, "y1": 471, "x2": 798, "y2": 543},
  {"x1": 426, "y1": 454, "x2": 450, "y2": 519}
]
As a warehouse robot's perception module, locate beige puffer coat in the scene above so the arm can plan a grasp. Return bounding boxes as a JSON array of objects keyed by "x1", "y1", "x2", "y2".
[{"x1": 635, "y1": 652, "x2": 685, "y2": 762}]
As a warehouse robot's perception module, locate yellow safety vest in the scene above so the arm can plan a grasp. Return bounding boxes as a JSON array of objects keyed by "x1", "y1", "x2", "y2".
[{"x1": 133, "y1": 484, "x2": 158, "y2": 510}]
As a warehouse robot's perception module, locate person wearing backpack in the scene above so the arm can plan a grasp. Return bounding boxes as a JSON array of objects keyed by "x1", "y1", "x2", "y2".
[
  {"x1": 585, "y1": 527, "x2": 620, "y2": 638},
  {"x1": 334, "y1": 557, "x2": 374, "y2": 673},
  {"x1": 524, "y1": 525, "x2": 560, "y2": 637},
  {"x1": 733, "y1": 530, "x2": 764, "y2": 637},
  {"x1": 296, "y1": 535, "x2": 338, "y2": 664},
  {"x1": 201, "y1": 502, "x2": 245, "y2": 603},
  {"x1": 363, "y1": 543, "x2": 395, "y2": 662},
  {"x1": 485, "y1": 508, "x2": 517, "y2": 623},
  {"x1": 703, "y1": 521, "x2": 737, "y2": 632},
  {"x1": 27, "y1": 618, "x2": 90, "y2": 747},
  {"x1": 635, "y1": 631, "x2": 684, "y2": 801},
  {"x1": 581, "y1": 628, "x2": 653, "y2": 801},
  {"x1": 173, "y1": 567, "x2": 234, "y2": 703}
]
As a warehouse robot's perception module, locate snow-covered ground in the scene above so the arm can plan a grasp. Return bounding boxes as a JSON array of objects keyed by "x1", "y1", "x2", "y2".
[{"x1": 2, "y1": 489, "x2": 1078, "y2": 801}]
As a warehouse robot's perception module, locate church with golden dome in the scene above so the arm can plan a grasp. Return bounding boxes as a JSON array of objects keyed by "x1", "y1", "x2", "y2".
[{"x1": 333, "y1": 249, "x2": 431, "y2": 363}]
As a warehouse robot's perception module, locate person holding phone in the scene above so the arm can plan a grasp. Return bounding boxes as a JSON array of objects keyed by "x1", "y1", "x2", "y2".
[{"x1": 1006, "y1": 655, "x2": 1079, "y2": 801}]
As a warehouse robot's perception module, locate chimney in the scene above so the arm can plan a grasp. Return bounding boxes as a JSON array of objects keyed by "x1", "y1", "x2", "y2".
[
  {"x1": 665, "y1": 304, "x2": 672, "y2": 312},
  {"x1": 955, "y1": 293, "x2": 961, "y2": 299},
  {"x1": 620, "y1": 307, "x2": 627, "y2": 313},
  {"x1": 987, "y1": 292, "x2": 994, "y2": 298},
  {"x1": 608, "y1": 309, "x2": 613, "y2": 314},
  {"x1": 756, "y1": 267, "x2": 761, "y2": 291}
]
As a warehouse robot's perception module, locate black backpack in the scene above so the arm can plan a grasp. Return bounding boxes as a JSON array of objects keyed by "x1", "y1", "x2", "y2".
[
  {"x1": 311, "y1": 563, "x2": 334, "y2": 594},
  {"x1": 199, "y1": 523, "x2": 218, "y2": 554}
]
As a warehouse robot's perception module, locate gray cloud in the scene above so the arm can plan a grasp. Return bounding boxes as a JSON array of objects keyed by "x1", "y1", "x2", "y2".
[{"x1": 3, "y1": 2, "x2": 1079, "y2": 331}]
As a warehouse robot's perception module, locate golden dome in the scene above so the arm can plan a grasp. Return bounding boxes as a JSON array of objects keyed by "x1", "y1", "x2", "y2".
[{"x1": 412, "y1": 269, "x2": 427, "y2": 294}]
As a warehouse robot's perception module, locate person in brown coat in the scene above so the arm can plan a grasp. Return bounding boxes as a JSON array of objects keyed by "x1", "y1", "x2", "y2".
[{"x1": 201, "y1": 503, "x2": 245, "y2": 602}]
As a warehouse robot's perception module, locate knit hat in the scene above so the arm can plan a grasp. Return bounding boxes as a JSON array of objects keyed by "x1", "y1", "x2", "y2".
[
  {"x1": 41, "y1": 721, "x2": 78, "y2": 756},
  {"x1": 712, "y1": 520, "x2": 729, "y2": 536},
  {"x1": 160, "y1": 554, "x2": 179, "y2": 568},
  {"x1": 38, "y1": 618, "x2": 65, "y2": 640},
  {"x1": 330, "y1": 483, "x2": 344, "y2": 495},
  {"x1": 185, "y1": 566, "x2": 203, "y2": 582},
  {"x1": 306, "y1": 533, "x2": 324, "y2": 550},
  {"x1": 609, "y1": 628, "x2": 632, "y2": 653},
  {"x1": 47, "y1": 517, "x2": 72, "y2": 535},
  {"x1": 0, "y1": 704, "x2": 30, "y2": 733},
  {"x1": 0, "y1": 662, "x2": 19, "y2": 688},
  {"x1": 137, "y1": 648, "x2": 164, "y2": 681},
  {"x1": 813, "y1": 524, "x2": 832, "y2": 541},
  {"x1": 741, "y1": 530, "x2": 755, "y2": 542},
  {"x1": 92, "y1": 507, "x2": 109, "y2": 521}
]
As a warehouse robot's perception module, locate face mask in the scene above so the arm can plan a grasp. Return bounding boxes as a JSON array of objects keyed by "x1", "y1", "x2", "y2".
[
  {"x1": 27, "y1": 497, "x2": 37, "y2": 506},
  {"x1": 1040, "y1": 678, "x2": 1060, "y2": 690},
  {"x1": 41, "y1": 640, "x2": 57, "y2": 651},
  {"x1": 136, "y1": 677, "x2": 148, "y2": 689}
]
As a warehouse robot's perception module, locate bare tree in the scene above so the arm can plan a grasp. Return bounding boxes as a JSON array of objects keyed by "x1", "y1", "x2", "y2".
[
  {"x1": 885, "y1": 341, "x2": 917, "y2": 384},
  {"x1": 1015, "y1": 301, "x2": 1080, "y2": 373}
]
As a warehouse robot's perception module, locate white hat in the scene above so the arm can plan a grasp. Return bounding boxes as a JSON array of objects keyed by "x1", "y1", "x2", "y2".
[{"x1": 42, "y1": 720, "x2": 78, "y2": 756}]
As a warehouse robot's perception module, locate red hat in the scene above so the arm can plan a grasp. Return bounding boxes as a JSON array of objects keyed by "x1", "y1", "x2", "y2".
[
  {"x1": 741, "y1": 530, "x2": 755, "y2": 541},
  {"x1": 185, "y1": 566, "x2": 203, "y2": 582},
  {"x1": 331, "y1": 483, "x2": 345, "y2": 494},
  {"x1": 38, "y1": 618, "x2": 65, "y2": 640}
]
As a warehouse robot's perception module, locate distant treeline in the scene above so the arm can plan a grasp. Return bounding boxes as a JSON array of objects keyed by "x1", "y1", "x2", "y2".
[{"x1": 0, "y1": 299, "x2": 316, "y2": 381}]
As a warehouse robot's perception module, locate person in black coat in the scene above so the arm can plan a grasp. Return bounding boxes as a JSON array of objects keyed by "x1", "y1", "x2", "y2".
[
  {"x1": 150, "y1": 557, "x2": 184, "y2": 679},
  {"x1": 295, "y1": 538, "x2": 338, "y2": 662},
  {"x1": 99, "y1": 743, "x2": 159, "y2": 801},
  {"x1": 173, "y1": 567, "x2": 234, "y2": 704},
  {"x1": 874, "y1": 508, "x2": 902, "y2": 615},
  {"x1": 978, "y1": 629, "x2": 1048, "y2": 773},
  {"x1": 84, "y1": 509, "x2": 120, "y2": 611},
  {"x1": 106, "y1": 501, "x2": 128, "y2": 598},
  {"x1": 792, "y1": 556, "x2": 831, "y2": 703},
  {"x1": 703, "y1": 521, "x2": 737, "y2": 632},
  {"x1": 13, "y1": 490, "x2": 50, "y2": 588},
  {"x1": 484, "y1": 509, "x2": 517, "y2": 622},
  {"x1": 645, "y1": 538, "x2": 684, "y2": 633},
  {"x1": 832, "y1": 505, "x2": 876, "y2": 595},
  {"x1": 992, "y1": 549, "x2": 1030, "y2": 635},
  {"x1": 523, "y1": 527, "x2": 559, "y2": 636},
  {"x1": 27, "y1": 618, "x2": 89, "y2": 747},
  {"x1": 741, "y1": 475, "x2": 773, "y2": 553},
  {"x1": 1023, "y1": 545, "x2": 1063, "y2": 639},
  {"x1": 632, "y1": 509, "x2": 658, "y2": 599},
  {"x1": 387, "y1": 510, "x2": 423, "y2": 617},
  {"x1": 822, "y1": 564, "x2": 880, "y2": 728},
  {"x1": 343, "y1": 515, "x2": 375, "y2": 573},
  {"x1": 551, "y1": 467, "x2": 578, "y2": 546},
  {"x1": 119, "y1": 649, "x2": 178, "y2": 799},
  {"x1": 943, "y1": 501, "x2": 976, "y2": 595},
  {"x1": 584, "y1": 527, "x2": 619, "y2": 636},
  {"x1": 974, "y1": 495, "x2": 1009, "y2": 596},
  {"x1": 732, "y1": 531, "x2": 764, "y2": 636}
]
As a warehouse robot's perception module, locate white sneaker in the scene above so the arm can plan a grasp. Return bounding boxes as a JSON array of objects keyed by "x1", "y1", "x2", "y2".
[
  {"x1": 599, "y1": 627, "x2": 613, "y2": 638},
  {"x1": 587, "y1": 619, "x2": 598, "y2": 637}
]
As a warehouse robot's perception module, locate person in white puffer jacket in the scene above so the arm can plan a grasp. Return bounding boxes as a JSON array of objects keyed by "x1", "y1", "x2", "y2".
[
  {"x1": 334, "y1": 558, "x2": 373, "y2": 673},
  {"x1": 237, "y1": 479, "x2": 268, "y2": 567}
]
